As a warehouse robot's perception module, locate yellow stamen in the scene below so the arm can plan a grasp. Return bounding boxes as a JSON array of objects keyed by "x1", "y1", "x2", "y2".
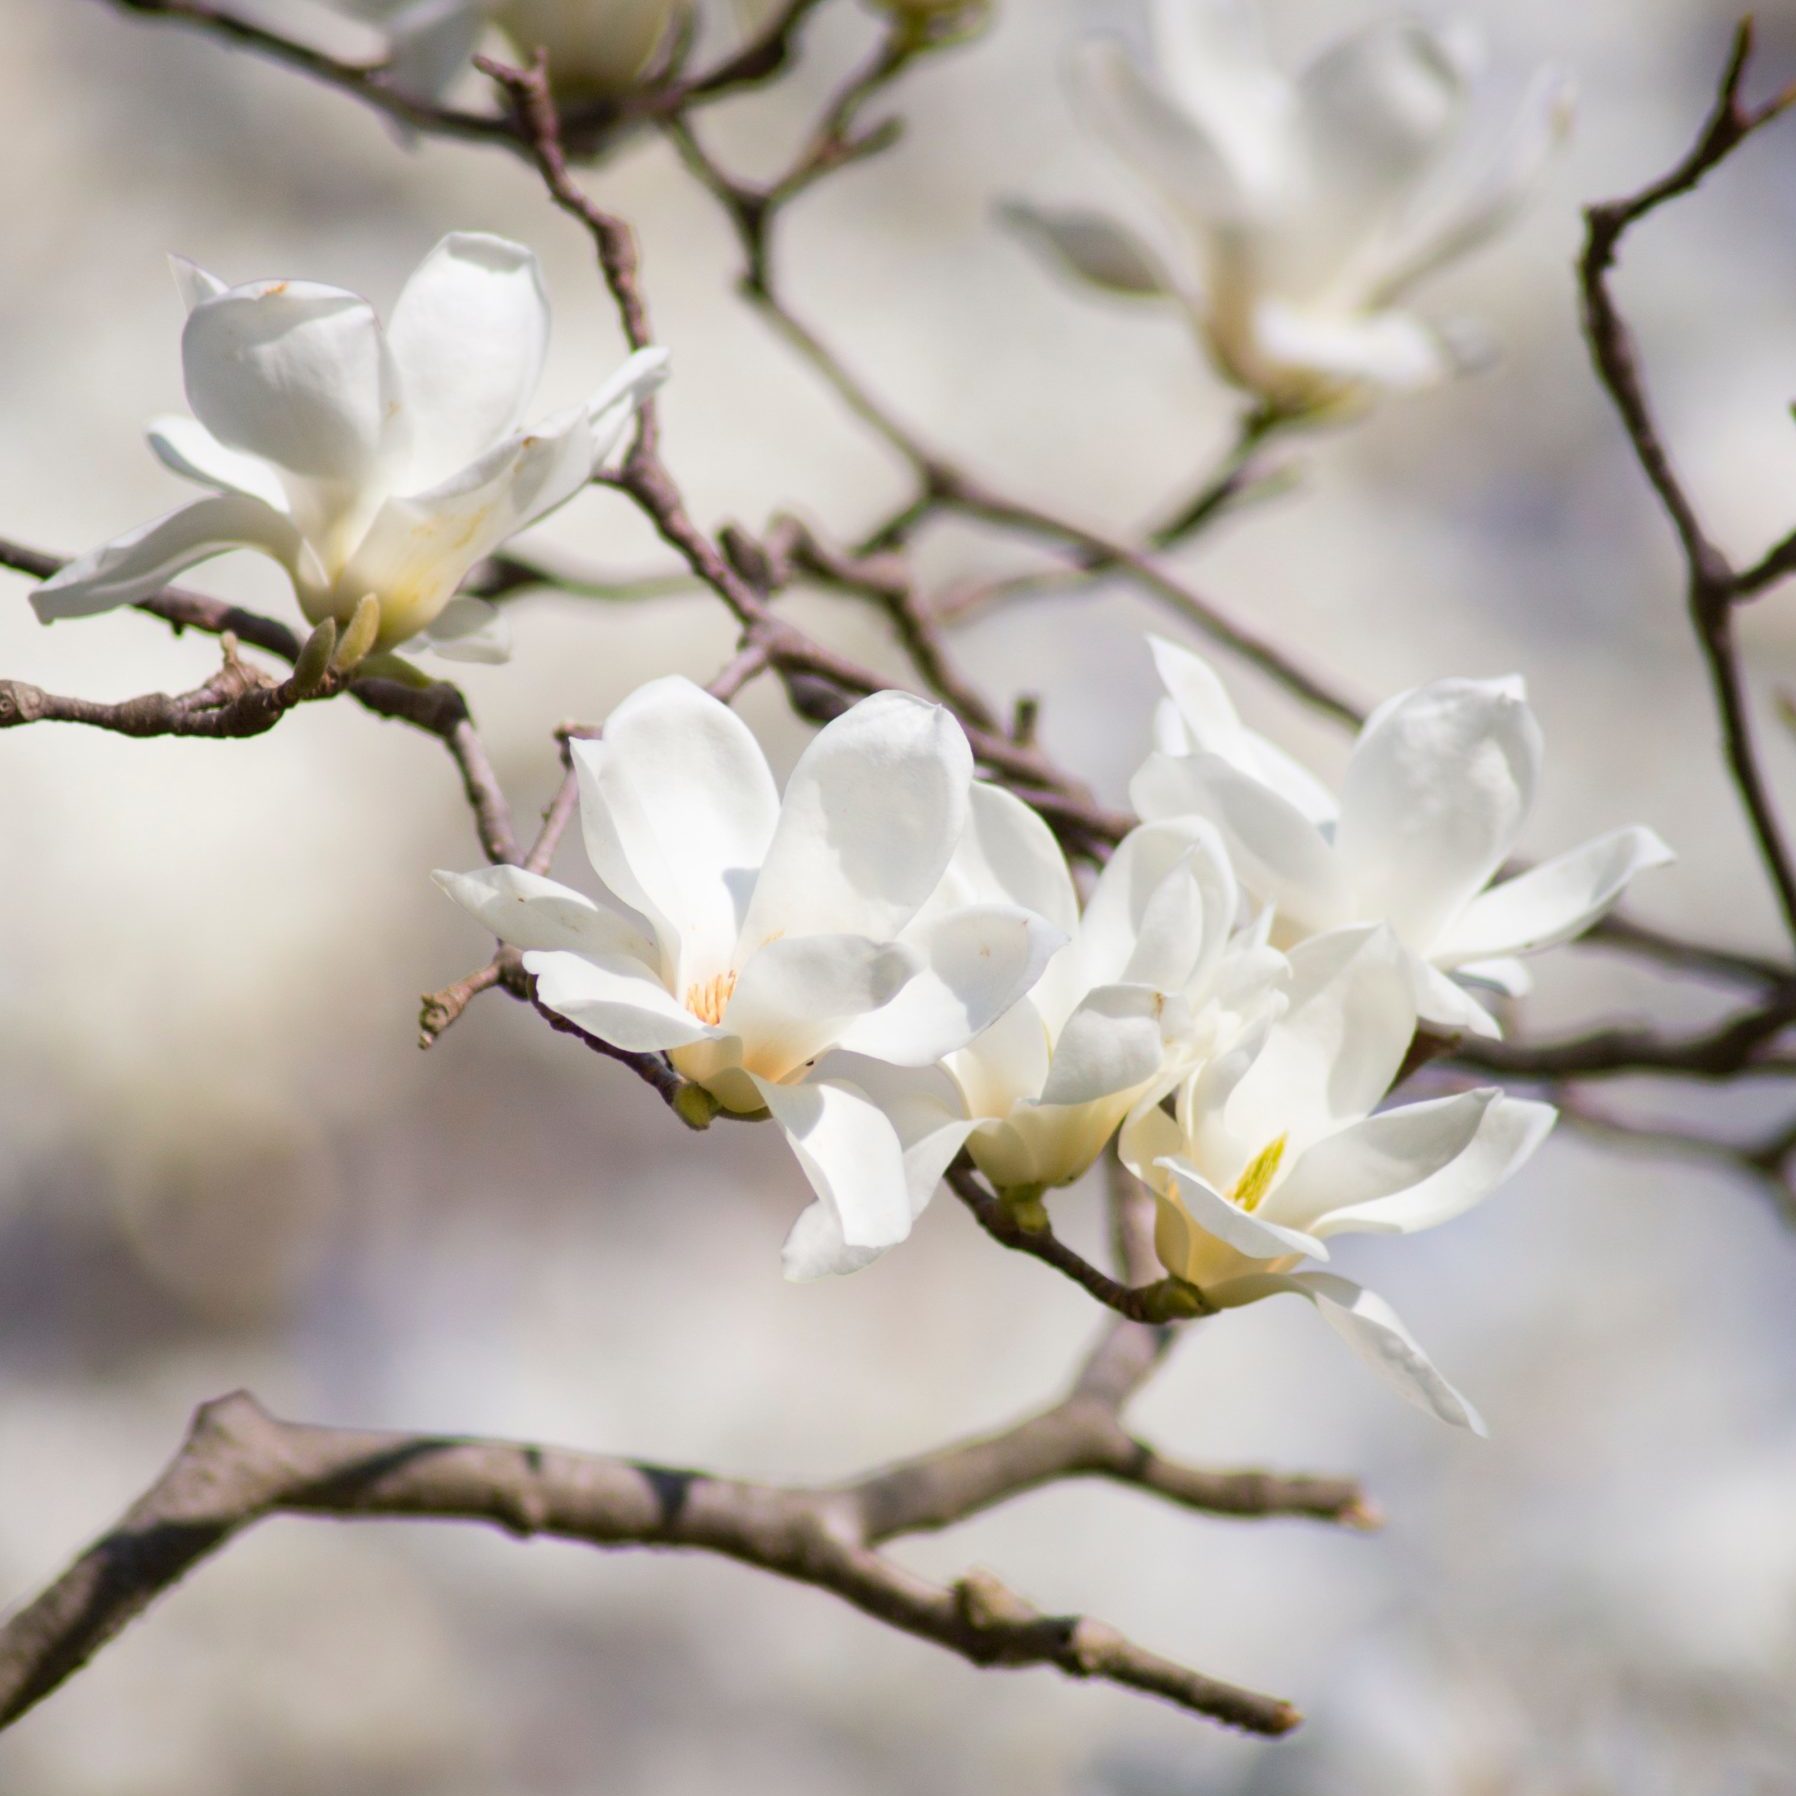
[
  {"x1": 1230, "y1": 1133, "x2": 1288, "y2": 1213},
  {"x1": 684, "y1": 970, "x2": 737, "y2": 1026}
]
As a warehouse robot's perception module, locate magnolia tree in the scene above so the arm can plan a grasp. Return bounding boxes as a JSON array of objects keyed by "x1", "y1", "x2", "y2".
[{"x1": 1, "y1": 0, "x2": 1793, "y2": 1752}]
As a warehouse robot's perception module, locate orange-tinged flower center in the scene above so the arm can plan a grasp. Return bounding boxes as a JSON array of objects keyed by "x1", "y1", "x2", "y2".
[{"x1": 684, "y1": 969, "x2": 737, "y2": 1026}]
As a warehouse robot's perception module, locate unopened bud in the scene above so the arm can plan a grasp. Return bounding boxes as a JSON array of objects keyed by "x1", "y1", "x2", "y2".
[
  {"x1": 292, "y1": 618, "x2": 338, "y2": 695},
  {"x1": 672, "y1": 1081, "x2": 720, "y2": 1131},
  {"x1": 331, "y1": 593, "x2": 382, "y2": 673}
]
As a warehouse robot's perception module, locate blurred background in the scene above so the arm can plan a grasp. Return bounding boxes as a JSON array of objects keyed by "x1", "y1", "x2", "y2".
[{"x1": 3, "y1": 0, "x2": 1796, "y2": 1789}]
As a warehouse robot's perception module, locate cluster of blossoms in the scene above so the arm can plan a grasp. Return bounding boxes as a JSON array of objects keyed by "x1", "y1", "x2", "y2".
[
  {"x1": 28, "y1": 4, "x2": 1659, "y2": 1434},
  {"x1": 437, "y1": 646, "x2": 1668, "y2": 1430}
]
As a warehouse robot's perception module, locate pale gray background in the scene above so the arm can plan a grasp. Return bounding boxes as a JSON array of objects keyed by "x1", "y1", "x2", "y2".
[{"x1": 2, "y1": 1, "x2": 1795, "y2": 1790}]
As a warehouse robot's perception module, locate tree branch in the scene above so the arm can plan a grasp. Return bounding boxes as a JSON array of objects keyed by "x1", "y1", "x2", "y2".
[{"x1": 0, "y1": 1370, "x2": 1373, "y2": 1741}]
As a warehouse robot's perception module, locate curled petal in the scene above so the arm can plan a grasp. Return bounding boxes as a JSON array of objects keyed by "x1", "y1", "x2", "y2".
[
  {"x1": 753, "y1": 1075, "x2": 916, "y2": 1259},
  {"x1": 782, "y1": 1057, "x2": 972, "y2": 1279},
  {"x1": 1210, "y1": 1269, "x2": 1486, "y2": 1432},
  {"x1": 432, "y1": 865, "x2": 656, "y2": 963},
  {"x1": 1157, "y1": 1158, "x2": 1330, "y2": 1264},
  {"x1": 1434, "y1": 825, "x2": 1674, "y2": 966},
  {"x1": 31, "y1": 494, "x2": 305, "y2": 622},
  {"x1": 586, "y1": 347, "x2": 671, "y2": 460},
  {"x1": 1274, "y1": 1088, "x2": 1554, "y2": 1237}
]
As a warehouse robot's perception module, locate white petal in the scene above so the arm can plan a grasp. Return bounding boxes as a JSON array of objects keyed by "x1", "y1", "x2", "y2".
[
  {"x1": 146, "y1": 415, "x2": 290, "y2": 511},
  {"x1": 1335, "y1": 677, "x2": 1541, "y2": 952},
  {"x1": 1210, "y1": 1269, "x2": 1486, "y2": 1432},
  {"x1": 945, "y1": 996, "x2": 1054, "y2": 1119},
  {"x1": 724, "y1": 935, "x2": 919, "y2": 1082},
  {"x1": 415, "y1": 594, "x2": 512, "y2": 664},
  {"x1": 1077, "y1": 819, "x2": 1233, "y2": 994},
  {"x1": 1412, "y1": 956, "x2": 1502, "y2": 1039},
  {"x1": 586, "y1": 347, "x2": 671, "y2": 462},
  {"x1": 753, "y1": 1075, "x2": 915, "y2": 1257},
  {"x1": 1039, "y1": 985, "x2": 1169, "y2": 1108},
  {"x1": 1368, "y1": 66, "x2": 1576, "y2": 304},
  {"x1": 1147, "y1": 634, "x2": 1338, "y2": 823},
  {"x1": 1291, "y1": 20, "x2": 1470, "y2": 286},
  {"x1": 1143, "y1": 753, "x2": 1348, "y2": 935},
  {"x1": 570, "y1": 676, "x2": 780, "y2": 990},
  {"x1": 1248, "y1": 299, "x2": 1458, "y2": 394},
  {"x1": 1274, "y1": 1089, "x2": 1553, "y2": 1236},
  {"x1": 838, "y1": 904, "x2": 1064, "y2": 1068},
  {"x1": 30, "y1": 495, "x2": 302, "y2": 622},
  {"x1": 337, "y1": 403, "x2": 598, "y2": 646},
  {"x1": 432, "y1": 865, "x2": 657, "y2": 962},
  {"x1": 739, "y1": 692, "x2": 972, "y2": 951},
  {"x1": 181, "y1": 279, "x2": 405, "y2": 513},
  {"x1": 169, "y1": 255, "x2": 228, "y2": 314},
  {"x1": 783, "y1": 1055, "x2": 974, "y2": 1278},
  {"x1": 1000, "y1": 200, "x2": 1176, "y2": 298},
  {"x1": 1223, "y1": 927, "x2": 1415, "y2": 1153},
  {"x1": 1435, "y1": 825, "x2": 1675, "y2": 966},
  {"x1": 1157, "y1": 1158, "x2": 1330, "y2": 1262},
  {"x1": 377, "y1": 0, "x2": 487, "y2": 100},
  {"x1": 938, "y1": 782, "x2": 1081, "y2": 935},
  {"x1": 1070, "y1": 38, "x2": 1257, "y2": 224},
  {"x1": 525, "y1": 947, "x2": 716, "y2": 1053},
  {"x1": 388, "y1": 233, "x2": 550, "y2": 490}
]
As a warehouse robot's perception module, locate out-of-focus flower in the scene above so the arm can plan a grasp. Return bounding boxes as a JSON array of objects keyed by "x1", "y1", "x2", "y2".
[
  {"x1": 1121, "y1": 927, "x2": 1554, "y2": 1429},
  {"x1": 923, "y1": 785, "x2": 1281, "y2": 1195},
  {"x1": 338, "y1": 0, "x2": 687, "y2": 102},
  {"x1": 33, "y1": 234, "x2": 666, "y2": 664},
  {"x1": 1006, "y1": 0, "x2": 1572, "y2": 411},
  {"x1": 1133, "y1": 640, "x2": 1673, "y2": 1035},
  {"x1": 436, "y1": 677, "x2": 1063, "y2": 1274}
]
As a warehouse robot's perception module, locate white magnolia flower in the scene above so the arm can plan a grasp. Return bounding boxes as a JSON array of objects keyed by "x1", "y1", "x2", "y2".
[
  {"x1": 1007, "y1": 0, "x2": 1572, "y2": 410},
  {"x1": 925, "y1": 785, "x2": 1281, "y2": 1194},
  {"x1": 335, "y1": 0, "x2": 686, "y2": 102},
  {"x1": 33, "y1": 235, "x2": 665, "y2": 665},
  {"x1": 436, "y1": 677, "x2": 1063, "y2": 1274},
  {"x1": 1122, "y1": 927, "x2": 1555, "y2": 1430},
  {"x1": 1133, "y1": 640, "x2": 1673, "y2": 1036}
]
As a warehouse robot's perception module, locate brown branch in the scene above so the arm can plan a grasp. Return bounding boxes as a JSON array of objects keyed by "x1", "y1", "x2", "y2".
[
  {"x1": 0, "y1": 1369, "x2": 1371, "y2": 1742},
  {"x1": 946, "y1": 1162, "x2": 1213, "y2": 1326},
  {"x1": 1579, "y1": 20, "x2": 1796, "y2": 947}
]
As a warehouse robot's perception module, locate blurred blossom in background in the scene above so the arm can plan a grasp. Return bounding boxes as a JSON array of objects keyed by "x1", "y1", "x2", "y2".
[{"x1": 3, "y1": 0, "x2": 1796, "y2": 1790}]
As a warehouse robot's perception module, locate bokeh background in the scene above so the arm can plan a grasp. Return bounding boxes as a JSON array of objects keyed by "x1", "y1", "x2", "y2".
[{"x1": 4, "y1": 0, "x2": 1796, "y2": 1789}]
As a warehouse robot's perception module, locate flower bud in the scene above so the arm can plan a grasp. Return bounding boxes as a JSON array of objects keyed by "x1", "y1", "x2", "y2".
[{"x1": 494, "y1": 0, "x2": 688, "y2": 100}]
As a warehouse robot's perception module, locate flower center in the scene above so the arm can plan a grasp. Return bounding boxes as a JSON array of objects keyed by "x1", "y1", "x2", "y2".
[
  {"x1": 1230, "y1": 1133, "x2": 1288, "y2": 1213},
  {"x1": 684, "y1": 970, "x2": 737, "y2": 1026}
]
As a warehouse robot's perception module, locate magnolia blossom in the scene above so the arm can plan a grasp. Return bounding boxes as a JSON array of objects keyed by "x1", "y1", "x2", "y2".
[
  {"x1": 1133, "y1": 638, "x2": 1673, "y2": 1035},
  {"x1": 33, "y1": 234, "x2": 666, "y2": 664},
  {"x1": 1122, "y1": 927, "x2": 1554, "y2": 1430},
  {"x1": 925, "y1": 785, "x2": 1281, "y2": 1194},
  {"x1": 335, "y1": 0, "x2": 686, "y2": 101},
  {"x1": 1007, "y1": 0, "x2": 1571, "y2": 410},
  {"x1": 436, "y1": 677, "x2": 1063, "y2": 1274}
]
